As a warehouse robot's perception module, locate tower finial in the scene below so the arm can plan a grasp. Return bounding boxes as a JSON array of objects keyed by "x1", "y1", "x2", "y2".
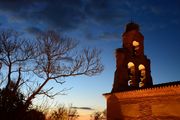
[
  {"x1": 129, "y1": 0, "x2": 136, "y2": 24},
  {"x1": 125, "y1": 22, "x2": 139, "y2": 32}
]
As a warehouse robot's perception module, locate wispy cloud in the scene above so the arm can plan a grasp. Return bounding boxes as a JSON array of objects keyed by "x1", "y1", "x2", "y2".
[
  {"x1": 0, "y1": 0, "x2": 179, "y2": 40},
  {"x1": 25, "y1": 26, "x2": 42, "y2": 35},
  {"x1": 99, "y1": 32, "x2": 120, "y2": 41},
  {"x1": 0, "y1": 0, "x2": 124, "y2": 30},
  {"x1": 71, "y1": 106, "x2": 94, "y2": 110}
]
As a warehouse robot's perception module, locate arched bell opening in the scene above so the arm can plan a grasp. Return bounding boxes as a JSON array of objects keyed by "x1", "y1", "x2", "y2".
[
  {"x1": 132, "y1": 41, "x2": 140, "y2": 55},
  {"x1": 127, "y1": 62, "x2": 135, "y2": 87},
  {"x1": 138, "y1": 64, "x2": 146, "y2": 87}
]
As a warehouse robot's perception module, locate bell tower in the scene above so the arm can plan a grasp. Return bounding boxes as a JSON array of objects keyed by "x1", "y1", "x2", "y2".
[
  {"x1": 112, "y1": 22, "x2": 153, "y2": 92},
  {"x1": 104, "y1": 22, "x2": 180, "y2": 120}
]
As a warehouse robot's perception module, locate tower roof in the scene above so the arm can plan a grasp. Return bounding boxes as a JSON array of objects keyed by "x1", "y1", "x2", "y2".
[{"x1": 125, "y1": 22, "x2": 139, "y2": 32}]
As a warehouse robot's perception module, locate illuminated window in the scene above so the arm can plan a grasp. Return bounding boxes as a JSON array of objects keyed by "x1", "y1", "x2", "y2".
[
  {"x1": 139, "y1": 81, "x2": 144, "y2": 87},
  {"x1": 128, "y1": 62, "x2": 135, "y2": 74},
  {"x1": 138, "y1": 64, "x2": 146, "y2": 87},
  {"x1": 128, "y1": 62, "x2": 135, "y2": 69},
  {"x1": 138, "y1": 64, "x2": 145, "y2": 70},
  {"x1": 128, "y1": 80, "x2": 132, "y2": 86},
  {"x1": 132, "y1": 41, "x2": 140, "y2": 55},
  {"x1": 128, "y1": 62, "x2": 135, "y2": 86},
  {"x1": 133, "y1": 41, "x2": 139, "y2": 47}
]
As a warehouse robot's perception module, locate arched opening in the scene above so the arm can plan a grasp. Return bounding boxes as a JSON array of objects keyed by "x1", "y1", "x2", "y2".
[
  {"x1": 127, "y1": 62, "x2": 135, "y2": 86},
  {"x1": 138, "y1": 64, "x2": 145, "y2": 70},
  {"x1": 128, "y1": 62, "x2": 135, "y2": 69},
  {"x1": 132, "y1": 41, "x2": 140, "y2": 55},
  {"x1": 139, "y1": 81, "x2": 144, "y2": 87},
  {"x1": 128, "y1": 80, "x2": 132, "y2": 86},
  {"x1": 138, "y1": 64, "x2": 146, "y2": 87}
]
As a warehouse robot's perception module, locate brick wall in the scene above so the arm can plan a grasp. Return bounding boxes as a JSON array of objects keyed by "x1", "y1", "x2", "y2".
[{"x1": 104, "y1": 85, "x2": 180, "y2": 120}]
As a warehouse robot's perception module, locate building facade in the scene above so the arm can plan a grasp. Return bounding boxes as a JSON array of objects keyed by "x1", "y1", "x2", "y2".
[{"x1": 104, "y1": 22, "x2": 180, "y2": 120}]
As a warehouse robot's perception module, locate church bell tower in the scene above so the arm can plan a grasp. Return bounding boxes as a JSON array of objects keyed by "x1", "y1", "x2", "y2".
[{"x1": 112, "y1": 22, "x2": 153, "y2": 92}]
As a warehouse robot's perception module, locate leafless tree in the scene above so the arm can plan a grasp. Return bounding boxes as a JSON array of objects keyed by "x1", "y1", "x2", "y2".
[
  {"x1": 90, "y1": 110, "x2": 106, "y2": 120},
  {"x1": 0, "y1": 29, "x2": 35, "y2": 91},
  {"x1": 0, "y1": 29, "x2": 42, "y2": 120},
  {"x1": 0, "y1": 29, "x2": 104, "y2": 110},
  {"x1": 48, "y1": 104, "x2": 79, "y2": 120}
]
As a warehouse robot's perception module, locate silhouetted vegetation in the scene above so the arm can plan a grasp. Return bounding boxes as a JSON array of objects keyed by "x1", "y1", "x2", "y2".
[
  {"x1": 0, "y1": 29, "x2": 103, "y2": 119},
  {"x1": 47, "y1": 104, "x2": 79, "y2": 120},
  {"x1": 90, "y1": 110, "x2": 106, "y2": 120},
  {"x1": 0, "y1": 88, "x2": 45, "y2": 120},
  {"x1": 0, "y1": 88, "x2": 24, "y2": 120},
  {"x1": 25, "y1": 109, "x2": 45, "y2": 120}
]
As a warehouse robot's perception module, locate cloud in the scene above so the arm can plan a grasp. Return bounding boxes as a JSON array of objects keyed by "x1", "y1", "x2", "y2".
[
  {"x1": 0, "y1": 0, "x2": 126, "y2": 41},
  {"x1": 71, "y1": 106, "x2": 94, "y2": 110},
  {"x1": 0, "y1": 0, "x2": 179, "y2": 41},
  {"x1": 0, "y1": 0, "x2": 125, "y2": 30},
  {"x1": 85, "y1": 0, "x2": 127, "y2": 26},
  {"x1": 0, "y1": 0, "x2": 85, "y2": 30},
  {"x1": 99, "y1": 32, "x2": 120, "y2": 41},
  {"x1": 38, "y1": 0, "x2": 86, "y2": 30},
  {"x1": 25, "y1": 27, "x2": 42, "y2": 35}
]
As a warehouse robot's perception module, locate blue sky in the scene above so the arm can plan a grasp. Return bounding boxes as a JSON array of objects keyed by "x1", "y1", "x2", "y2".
[{"x1": 0, "y1": 0, "x2": 180, "y2": 112}]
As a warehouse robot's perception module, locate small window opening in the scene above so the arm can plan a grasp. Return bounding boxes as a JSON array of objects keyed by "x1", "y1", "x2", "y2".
[
  {"x1": 138, "y1": 64, "x2": 145, "y2": 70},
  {"x1": 128, "y1": 80, "x2": 132, "y2": 86},
  {"x1": 139, "y1": 82, "x2": 144, "y2": 87},
  {"x1": 132, "y1": 41, "x2": 140, "y2": 55},
  {"x1": 128, "y1": 62, "x2": 135, "y2": 75},
  {"x1": 138, "y1": 64, "x2": 146, "y2": 87},
  {"x1": 128, "y1": 62, "x2": 135, "y2": 86},
  {"x1": 128, "y1": 62, "x2": 135, "y2": 69}
]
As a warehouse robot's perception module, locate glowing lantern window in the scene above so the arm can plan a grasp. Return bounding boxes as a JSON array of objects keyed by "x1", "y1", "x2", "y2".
[
  {"x1": 132, "y1": 41, "x2": 140, "y2": 56},
  {"x1": 128, "y1": 62, "x2": 135, "y2": 69},
  {"x1": 138, "y1": 64, "x2": 145, "y2": 70},
  {"x1": 138, "y1": 64, "x2": 146, "y2": 87},
  {"x1": 132, "y1": 41, "x2": 139, "y2": 47},
  {"x1": 128, "y1": 80, "x2": 132, "y2": 86},
  {"x1": 139, "y1": 81, "x2": 144, "y2": 87},
  {"x1": 127, "y1": 62, "x2": 135, "y2": 86}
]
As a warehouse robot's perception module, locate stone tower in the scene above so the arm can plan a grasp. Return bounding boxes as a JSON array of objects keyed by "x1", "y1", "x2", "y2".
[
  {"x1": 112, "y1": 22, "x2": 153, "y2": 92},
  {"x1": 104, "y1": 22, "x2": 180, "y2": 120}
]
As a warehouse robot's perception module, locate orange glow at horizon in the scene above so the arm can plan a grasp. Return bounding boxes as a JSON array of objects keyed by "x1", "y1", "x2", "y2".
[{"x1": 77, "y1": 109, "x2": 93, "y2": 120}]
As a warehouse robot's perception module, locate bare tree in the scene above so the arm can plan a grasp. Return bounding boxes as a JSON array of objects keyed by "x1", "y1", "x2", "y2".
[
  {"x1": 90, "y1": 110, "x2": 106, "y2": 120},
  {"x1": 0, "y1": 29, "x2": 104, "y2": 110},
  {"x1": 0, "y1": 30, "x2": 46, "y2": 119},
  {"x1": 48, "y1": 104, "x2": 79, "y2": 120},
  {"x1": 0, "y1": 29, "x2": 35, "y2": 91}
]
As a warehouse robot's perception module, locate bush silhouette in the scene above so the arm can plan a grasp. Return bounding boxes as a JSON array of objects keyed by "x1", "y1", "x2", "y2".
[{"x1": 0, "y1": 88, "x2": 45, "y2": 120}]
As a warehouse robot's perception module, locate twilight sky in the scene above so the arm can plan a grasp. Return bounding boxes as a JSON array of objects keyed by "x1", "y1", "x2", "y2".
[{"x1": 0, "y1": 0, "x2": 180, "y2": 117}]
